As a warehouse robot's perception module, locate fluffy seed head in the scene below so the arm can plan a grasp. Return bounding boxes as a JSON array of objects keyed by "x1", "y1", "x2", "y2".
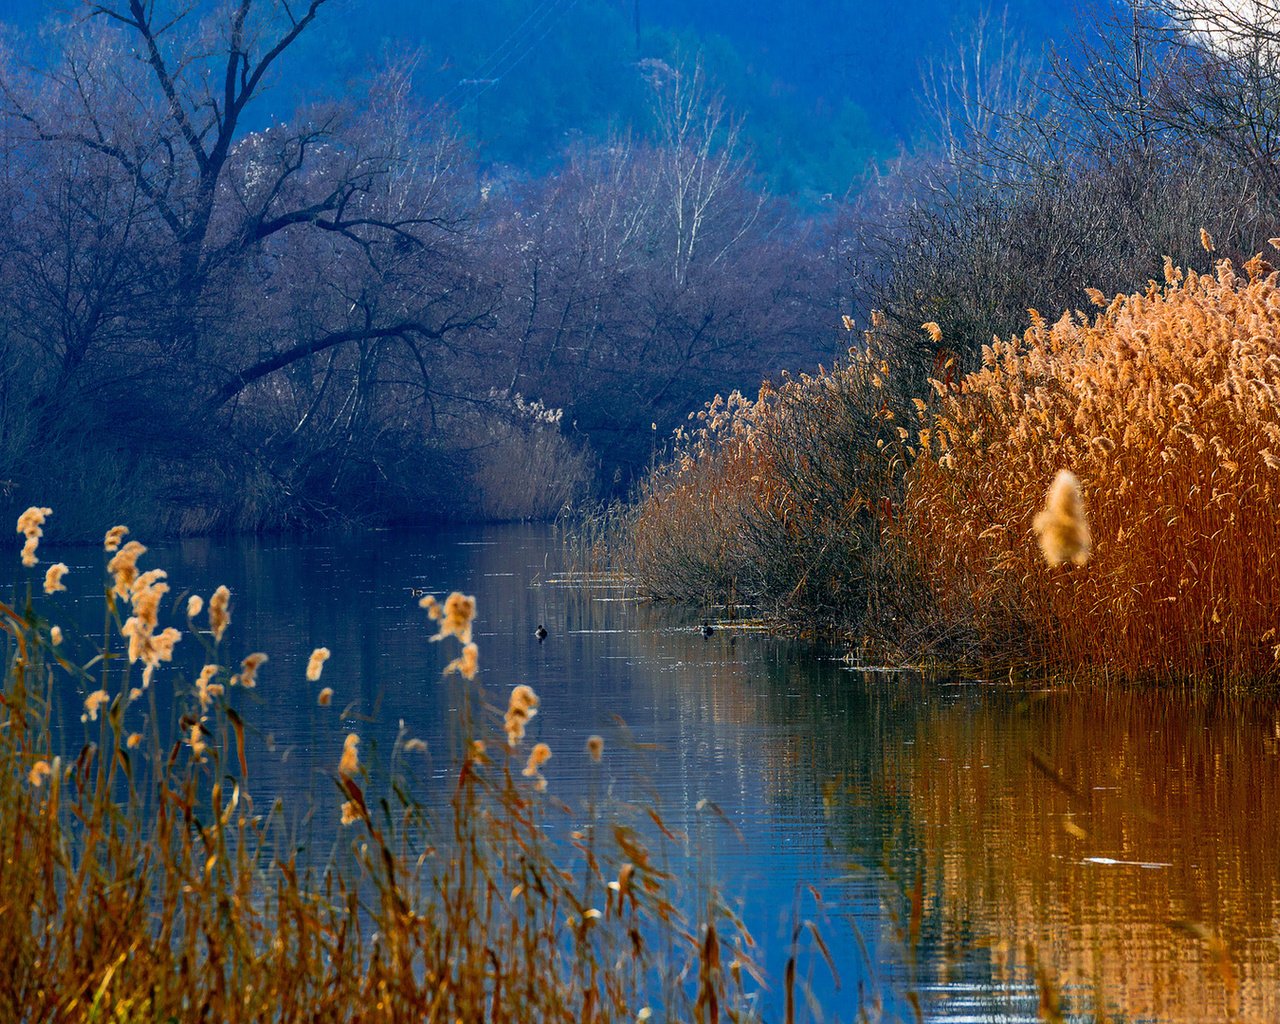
[
  {"x1": 306, "y1": 647, "x2": 330, "y2": 682},
  {"x1": 430, "y1": 592, "x2": 476, "y2": 644},
  {"x1": 504, "y1": 685, "x2": 540, "y2": 747},
  {"x1": 43, "y1": 563, "x2": 68, "y2": 594},
  {"x1": 17, "y1": 506, "x2": 51, "y2": 536},
  {"x1": 195, "y1": 665, "x2": 222, "y2": 710},
  {"x1": 17, "y1": 506, "x2": 52, "y2": 567},
  {"x1": 523, "y1": 742, "x2": 552, "y2": 778},
  {"x1": 82, "y1": 688, "x2": 110, "y2": 723},
  {"x1": 237, "y1": 652, "x2": 268, "y2": 688},
  {"x1": 107, "y1": 542, "x2": 147, "y2": 598},
  {"x1": 1032, "y1": 470, "x2": 1092, "y2": 567},
  {"x1": 339, "y1": 733, "x2": 360, "y2": 778},
  {"x1": 444, "y1": 642, "x2": 478, "y2": 680},
  {"x1": 103, "y1": 525, "x2": 129, "y2": 552},
  {"x1": 208, "y1": 586, "x2": 231, "y2": 643},
  {"x1": 28, "y1": 760, "x2": 51, "y2": 787}
]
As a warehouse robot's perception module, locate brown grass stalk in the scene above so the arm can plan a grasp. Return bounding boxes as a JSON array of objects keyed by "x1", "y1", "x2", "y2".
[{"x1": 0, "y1": 522, "x2": 761, "y2": 1022}]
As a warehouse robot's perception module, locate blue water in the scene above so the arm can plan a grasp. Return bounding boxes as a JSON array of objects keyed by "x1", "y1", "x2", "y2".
[{"x1": 13, "y1": 523, "x2": 1280, "y2": 1022}]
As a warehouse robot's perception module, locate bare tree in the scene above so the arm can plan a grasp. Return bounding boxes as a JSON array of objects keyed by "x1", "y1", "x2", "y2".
[
  {"x1": 645, "y1": 57, "x2": 760, "y2": 290},
  {"x1": 488, "y1": 102, "x2": 832, "y2": 487},
  {"x1": 1, "y1": 3, "x2": 489, "y2": 410},
  {"x1": 1147, "y1": 0, "x2": 1280, "y2": 198},
  {"x1": 918, "y1": 7, "x2": 1046, "y2": 175},
  {"x1": 0, "y1": 2, "x2": 504, "y2": 529}
]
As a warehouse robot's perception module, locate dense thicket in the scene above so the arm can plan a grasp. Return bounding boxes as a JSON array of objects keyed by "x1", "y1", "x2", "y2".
[{"x1": 0, "y1": 2, "x2": 837, "y2": 536}]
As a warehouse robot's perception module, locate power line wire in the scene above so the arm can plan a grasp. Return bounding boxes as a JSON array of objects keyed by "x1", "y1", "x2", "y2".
[
  {"x1": 470, "y1": 0, "x2": 580, "y2": 103},
  {"x1": 436, "y1": 0, "x2": 567, "y2": 109}
]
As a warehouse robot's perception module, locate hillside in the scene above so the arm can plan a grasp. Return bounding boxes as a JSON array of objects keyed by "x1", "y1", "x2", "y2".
[{"x1": 3, "y1": 0, "x2": 1088, "y2": 199}]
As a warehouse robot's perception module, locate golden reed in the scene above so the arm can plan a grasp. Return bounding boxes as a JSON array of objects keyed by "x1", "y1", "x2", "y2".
[{"x1": 902, "y1": 252, "x2": 1280, "y2": 682}]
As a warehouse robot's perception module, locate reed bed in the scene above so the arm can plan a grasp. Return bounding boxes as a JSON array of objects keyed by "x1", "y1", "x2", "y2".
[
  {"x1": 0, "y1": 514, "x2": 762, "y2": 1022},
  {"x1": 630, "y1": 250, "x2": 1280, "y2": 684},
  {"x1": 628, "y1": 343, "x2": 912, "y2": 629},
  {"x1": 901, "y1": 251, "x2": 1280, "y2": 683}
]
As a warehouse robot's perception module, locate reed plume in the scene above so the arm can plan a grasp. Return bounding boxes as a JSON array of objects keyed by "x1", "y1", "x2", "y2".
[
  {"x1": 444, "y1": 641, "x2": 478, "y2": 680},
  {"x1": 523, "y1": 741, "x2": 553, "y2": 790},
  {"x1": 28, "y1": 760, "x2": 51, "y2": 787},
  {"x1": 428, "y1": 591, "x2": 476, "y2": 644},
  {"x1": 1032, "y1": 471, "x2": 1091, "y2": 567},
  {"x1": 81, "y1": 688, "x2": 109, "y2": 722},
  {"x1": 207, "y1": 585, "x2": 231, "y2": 643},
  {"x1": 16, "y1": 506, "x2": 52, "y2": 567},
  {"x1": 42, "y1": 563, "x2": 68, "y2": 594},
  {"x1": 234, "y1": 652, "x2": 267, "y2": 688},
  {"x1": 306, "y1": 646, "x2": 330, "y2": 681},
  {"x1": 339, "y1": 733, "x2": 360, "y2": 777},
  {"x1": 194, "y1": 664, "x2": 222, "y2": 709},
  {"x1": 107, "y1": 540, "x2": 146, "y2": 597},
  {"x1": 504, "y1": 684, "x2": 540, "y2": 746}
]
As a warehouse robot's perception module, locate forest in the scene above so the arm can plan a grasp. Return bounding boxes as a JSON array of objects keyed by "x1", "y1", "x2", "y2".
[
  {"x1": 0, "y1": 0, "x2": 866, "y2": 536},
  {"x1": 0, "y1": 0, "x2": 1085, "y2": 536}
]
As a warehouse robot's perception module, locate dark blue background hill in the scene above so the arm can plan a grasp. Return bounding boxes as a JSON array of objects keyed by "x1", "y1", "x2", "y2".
[{"x1": 0, "y1": 0, "x2": 1088, "y2": 196}]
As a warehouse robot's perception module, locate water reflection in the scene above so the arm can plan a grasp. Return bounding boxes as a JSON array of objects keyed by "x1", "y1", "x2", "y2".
[
  {"x1": 867, "y1": 683, "x2": 1280, "y2": 1023},
  {"x1": 14, "y1": 524, "x2": 1280, "y2": 1022}
]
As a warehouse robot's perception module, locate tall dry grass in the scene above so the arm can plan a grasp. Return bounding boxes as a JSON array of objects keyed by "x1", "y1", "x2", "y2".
[
  {"x1": 0, "y1": 513, "x2": 761, "y2": 1022},
  {"x1": 628, "y1": 342, "x2": 914, "y2": 628},
  {"x1": 900, "y1": 252, "x2": 1280, "y2": 683},
  {"x1": 630, "y1": 249, "x2": 1280, "y2": 684}
]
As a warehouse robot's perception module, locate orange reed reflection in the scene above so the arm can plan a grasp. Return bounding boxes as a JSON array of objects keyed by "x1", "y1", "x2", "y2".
[{"x1": 885, "y1": 687, "x2": 1280, "y2": 1023}]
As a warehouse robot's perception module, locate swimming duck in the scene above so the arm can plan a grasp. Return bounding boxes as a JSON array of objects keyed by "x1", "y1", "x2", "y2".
[
  {"x1": 701, "y1": 621, "x2": 714, "y2": 638},
  {"x1": 534, "y1": 624, "x2": 548, "y2": 642}
]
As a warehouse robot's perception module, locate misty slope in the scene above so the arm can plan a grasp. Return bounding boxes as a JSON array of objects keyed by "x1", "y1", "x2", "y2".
[{"x1": 1, "y1": 0, "x2": 1088, "y2": 196}]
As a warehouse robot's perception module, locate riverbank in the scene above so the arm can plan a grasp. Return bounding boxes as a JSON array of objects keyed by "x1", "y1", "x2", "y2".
[
  {"x1": 2, "y1": 517, "x2": 765, "y2": 1021},
  {"x1": 627, "y1": 254, "x2": 1280, "y2": 688}
]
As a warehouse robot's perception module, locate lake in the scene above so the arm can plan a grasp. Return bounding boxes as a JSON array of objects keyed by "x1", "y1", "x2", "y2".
[{"x1": 27, "y1": 523, "x2": 1280, "y2": 1022}]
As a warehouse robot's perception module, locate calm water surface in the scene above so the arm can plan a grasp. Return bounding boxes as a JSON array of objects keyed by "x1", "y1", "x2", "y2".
[{"x1": 32, "y1": 525, "x2": 1280, "y2": 1022}]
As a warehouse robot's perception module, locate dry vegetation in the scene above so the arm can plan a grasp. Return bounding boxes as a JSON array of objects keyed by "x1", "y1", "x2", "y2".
[
  {"x1": 629, "y1": 343, "x2": 912, "y2": 629},
  {"x1": 0, "y1": 514, "x2": 765, "y2": 1022},
  {"x1": 901, "y1": 250, "x2": 1280, "y2": 683},
  {"x1": 630, "y1": 251, "x2": 1280, "y2": 686}
]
